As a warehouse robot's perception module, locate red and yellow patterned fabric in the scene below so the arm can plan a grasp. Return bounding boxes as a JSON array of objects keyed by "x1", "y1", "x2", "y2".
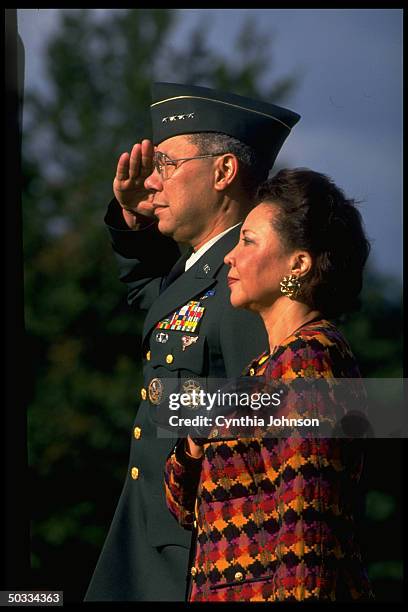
[{"x1": 165, "y1": 319, "x2": 375, "y2": 602}]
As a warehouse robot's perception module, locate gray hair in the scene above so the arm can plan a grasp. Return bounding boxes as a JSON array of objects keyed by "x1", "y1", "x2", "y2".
[{"x1": 187, "y1": 132, "x2": 271, "y2": 200}]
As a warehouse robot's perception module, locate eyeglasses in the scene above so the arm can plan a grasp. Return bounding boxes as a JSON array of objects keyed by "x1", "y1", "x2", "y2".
[{"x1": 153, "y1": 150, "x2": 225, "y2": 181}]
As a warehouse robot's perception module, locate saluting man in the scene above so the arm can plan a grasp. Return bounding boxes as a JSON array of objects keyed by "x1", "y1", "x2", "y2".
[{"x1": 84, "y1": 82, "x2": 300, "y2": 602}]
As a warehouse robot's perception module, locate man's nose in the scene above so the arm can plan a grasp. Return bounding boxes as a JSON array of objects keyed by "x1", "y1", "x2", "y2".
[{"x1": 144, "y1": 168, "x2": 163, "y2": 191}]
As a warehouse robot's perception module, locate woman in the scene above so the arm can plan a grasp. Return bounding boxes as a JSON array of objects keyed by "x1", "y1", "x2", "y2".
[{"x1": 164, "y1": 168, "x2": 374, "y2": 602}]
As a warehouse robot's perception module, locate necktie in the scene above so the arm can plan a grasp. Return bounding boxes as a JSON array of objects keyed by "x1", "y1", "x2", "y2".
[{"x1": 159, "y1": 247, "x2": 194, "y2": 294}]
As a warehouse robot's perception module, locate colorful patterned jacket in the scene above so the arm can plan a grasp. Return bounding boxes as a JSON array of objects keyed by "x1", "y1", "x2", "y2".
[{"x1": 164, "y1": 319, "x2": 375, "y2": 602}]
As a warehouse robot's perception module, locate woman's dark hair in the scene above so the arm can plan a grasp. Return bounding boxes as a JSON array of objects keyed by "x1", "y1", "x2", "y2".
[{"x1": 256, "y1": 168, "x2": 371, "y2": 318}]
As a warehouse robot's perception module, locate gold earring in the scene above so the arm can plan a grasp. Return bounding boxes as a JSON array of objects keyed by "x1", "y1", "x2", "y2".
[{"x1": 280, "y1": 274, "x2": 301, "y2": 300}]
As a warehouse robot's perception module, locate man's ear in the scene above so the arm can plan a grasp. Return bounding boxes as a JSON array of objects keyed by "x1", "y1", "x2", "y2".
[{"x1": 214, "y1": 154, "x2": 239, "y2": 191}]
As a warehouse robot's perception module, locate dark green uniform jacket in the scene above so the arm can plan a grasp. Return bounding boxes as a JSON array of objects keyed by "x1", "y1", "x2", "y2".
[{"x1": 84, "y1": 200, "x2": 268, "y2": 601}]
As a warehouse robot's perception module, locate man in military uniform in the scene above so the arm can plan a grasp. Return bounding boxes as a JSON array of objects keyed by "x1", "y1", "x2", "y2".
[{"x1": 84, "y1": 82, "x2": 300, "y2": 601}]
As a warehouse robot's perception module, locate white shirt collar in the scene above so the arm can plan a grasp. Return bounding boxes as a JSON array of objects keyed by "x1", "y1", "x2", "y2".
[{"x1": 184, "y1": 223, "x2": 241, "y2": 271}]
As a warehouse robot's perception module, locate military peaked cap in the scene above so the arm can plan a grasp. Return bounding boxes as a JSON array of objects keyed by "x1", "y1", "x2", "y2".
[{"x1": 150, "y1": 82, "x2": 300, "y2": 167}]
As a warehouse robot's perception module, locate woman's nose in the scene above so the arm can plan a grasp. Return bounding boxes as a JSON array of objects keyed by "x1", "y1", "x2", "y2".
[{"x1": 224, "y1": 247, "x2": 236, "y2": 266}]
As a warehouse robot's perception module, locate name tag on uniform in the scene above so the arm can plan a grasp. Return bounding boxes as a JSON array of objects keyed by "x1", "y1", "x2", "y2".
[{"x1": 156, "y1": 300, "x2": 205, "y2": 333}]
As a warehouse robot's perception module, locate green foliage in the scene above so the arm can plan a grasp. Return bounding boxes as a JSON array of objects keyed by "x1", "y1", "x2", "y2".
[
  {"x1": 368, "y1": 561, "x2": 403, "y2": 581},
  {"x1": 21, "y1": 8, "x2": 401, "y2": 601},
  {"x1": 338, "y1": 269, "x2": 402, "y2": 377},
  {"x1": 365, "y1": 490, "x2": 396, "y2": 522}
]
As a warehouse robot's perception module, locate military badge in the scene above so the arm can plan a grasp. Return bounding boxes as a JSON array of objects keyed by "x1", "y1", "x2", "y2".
[
  {"x1": 181, "y1": 335, "x2": 199, "y2": 351},
  {"x1": 181, "y1": 379, "x2": 202, "y2": 409},
  {"x1": 161, "y1": 112, "x2": 195, "y2": 124},
  {"x1": 156, "y1": 300, "x2": 205, "y2": 333},
  {"x1": 155, "y1": 331, "x2": 169, "y2": 343},
  {"x1": 148, "y1": 378, "x2": 164, "y2": 405},
  {"x1": 200, "y1": 288, "x2": 216, "y2": 300}
]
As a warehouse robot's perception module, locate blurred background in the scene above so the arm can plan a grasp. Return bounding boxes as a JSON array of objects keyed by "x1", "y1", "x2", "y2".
[{"x1": 15, "y1": 8, "x2": 403, "y2": 603}]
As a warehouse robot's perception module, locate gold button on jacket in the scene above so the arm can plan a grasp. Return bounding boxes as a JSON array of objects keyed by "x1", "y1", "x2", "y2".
[
  {"x1": 234, "y1": 571, "x2": 244, "y2": 582},
  {"x1": 140, "y1": 388, "x2": 147, "y2": 401},
  {"x1": 133, "y1": 427, "x2": 142, "y2": 440},
  {"x1": 166, "y1": 354, "x2": 174, "y2": 364},
  {"x1": 131, "y1": 467, "x2": 139, "y2": 480},
  {"x1": 146, "y1": 351, "x2": 151, "y2": 361}
]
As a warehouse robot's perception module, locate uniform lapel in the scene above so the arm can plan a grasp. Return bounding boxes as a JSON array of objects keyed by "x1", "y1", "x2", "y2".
[{"x1": 142, "y1": 224, "x2": 241, "y2": 342}]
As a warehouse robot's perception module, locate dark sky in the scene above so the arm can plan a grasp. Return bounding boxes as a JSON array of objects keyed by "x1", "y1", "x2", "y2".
[{"x1": 17, "y1": 9, "x2": 402, "y2": 284}]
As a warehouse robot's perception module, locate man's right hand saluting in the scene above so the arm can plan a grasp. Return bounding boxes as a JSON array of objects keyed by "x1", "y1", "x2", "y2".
[{"x1": 113, "y1": 139, "x2": 156, "y2": 229}]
